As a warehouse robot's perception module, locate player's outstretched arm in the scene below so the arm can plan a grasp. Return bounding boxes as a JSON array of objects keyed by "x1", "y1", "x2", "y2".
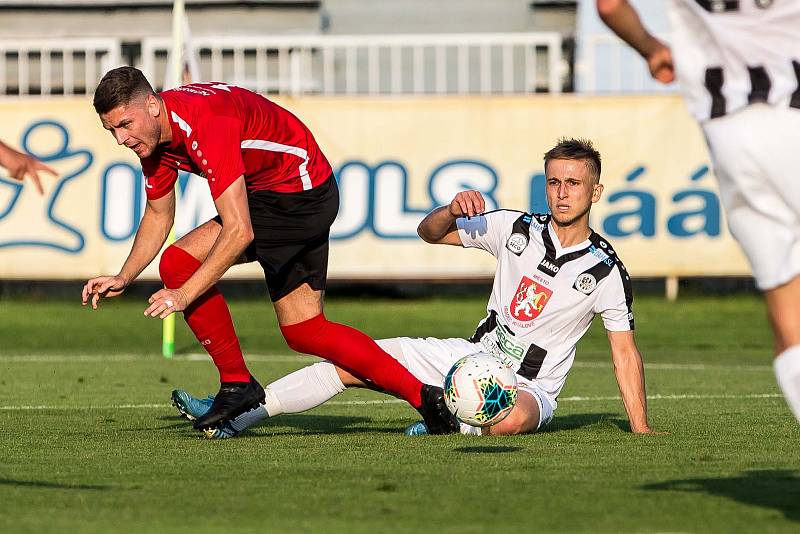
[
  {"x1": 0, "y1": 140, "x2": 58, "y2": 195},
  {"x1": 145, "y1": 176, "x2": 252, "y2": 319},
  {"x1": 82, "y1": 191, "x2": 176, "y2": 309},
  {"x1": 417, "y1": 190, "x2": 485, "y2": 245},
  {"x1": 607, "y1": 329, "x2": 654, "y2": 433},
  {"x1": 596, "y1": 0, "x2": 675, "y2": 84}
]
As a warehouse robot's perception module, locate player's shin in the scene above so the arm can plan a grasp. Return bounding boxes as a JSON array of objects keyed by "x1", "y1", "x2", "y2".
[
  {"x1": 280, "y1": 313, "x2": 424, "y2": 408},
  {"x1": 228, "y1": 361, "x2": 346, "y2": 432},
  {"x1": 159, "y1": 245, "x2": 251, "y2": 383}
]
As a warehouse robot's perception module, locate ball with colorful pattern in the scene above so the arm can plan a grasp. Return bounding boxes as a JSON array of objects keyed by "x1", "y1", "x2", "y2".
[{"x1": 443, "y1": 352, "x2": 518, "y2": 427}]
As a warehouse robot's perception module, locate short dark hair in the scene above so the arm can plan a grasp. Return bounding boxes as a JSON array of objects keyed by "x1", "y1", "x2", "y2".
[
  {"x1": 93, "y1": 66, "x2": 155, "y2": 114},
  {"x1": 543, "y1": 137, "x2": 602, "y2": 183}
]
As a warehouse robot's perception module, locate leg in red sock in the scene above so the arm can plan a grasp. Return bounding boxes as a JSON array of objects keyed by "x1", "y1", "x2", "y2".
[
  {"x1": 159, "y1": 244, "x2": 251, "y2": 383},
  {"x1": 279, "y1": 312, "x2": 423, "y2": 409}
]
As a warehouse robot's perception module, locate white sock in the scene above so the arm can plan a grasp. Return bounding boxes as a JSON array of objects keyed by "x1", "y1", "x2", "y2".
[
  {"x1": 459, "y1": 422, "x2": 481, "y2": 435},
  {"x1": 230, "y1": 405, "x2": 268, "y2": 432},
  {"x1": 263, "y1": 361, "x2": 346, "y2": 417},
  {"x1": 774, "y1": 345, "x2": 800, "y2": 423},
  {"x1": 229, "y1": 361, "x2": 346, "y2": 432}
]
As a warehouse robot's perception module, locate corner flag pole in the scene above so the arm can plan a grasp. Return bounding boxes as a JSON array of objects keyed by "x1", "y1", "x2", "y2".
[{"x1": 162, "y1": 0, "x2": 187, "y2": 359}]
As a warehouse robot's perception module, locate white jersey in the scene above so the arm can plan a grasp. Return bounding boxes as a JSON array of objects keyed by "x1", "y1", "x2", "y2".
[
  {"x1": 667, "y1": 0, "x2": 800, "y2": 122},
  {"x1": 457, "y1": 210, "x2": 633, "y2": 401}
]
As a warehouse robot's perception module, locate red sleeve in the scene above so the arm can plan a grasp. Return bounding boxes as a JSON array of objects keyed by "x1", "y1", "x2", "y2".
[
  {"x1": 190, "y1": 116, "x2": 246, "y2": 199},
  {"x1": 141, "y1": 152, "x2": 178, "y2": 200}
]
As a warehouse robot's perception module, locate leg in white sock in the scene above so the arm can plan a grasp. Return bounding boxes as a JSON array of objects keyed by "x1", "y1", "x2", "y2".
[
  {"x1": 774, "y1": 345, "x2": 800, "y2": 422},
  {"x1": 229, "y1": 361, "x2": 346, "y2": 432}
]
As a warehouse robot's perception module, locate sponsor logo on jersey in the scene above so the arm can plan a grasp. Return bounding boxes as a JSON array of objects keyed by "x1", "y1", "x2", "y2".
[
  {"x1": 588, "y1": 244, "x2": 613, "y2": 266},
  {"x1": 495, "y1": 326, "x2": 526, "y2": 362},
  {"x1": 510, "y1": 276, "x2": 552, "y2": 322},
  {"x1": 538, "y1": 258, "x2": 560, "y2": 276},
  {"x1": 575, "y1": 273, "x2": 597, "y2": 294},
  {"x1": 506, "y1": 232, "x2": 528, "y2": 255}
]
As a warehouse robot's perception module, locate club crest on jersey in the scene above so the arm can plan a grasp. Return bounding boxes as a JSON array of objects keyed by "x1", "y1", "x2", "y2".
[
  {"x1": 506, "y1": 232, "x2": 528, "y2": 255},
  {"x1": 509, "y1": 276, "x2": 552, "y2": 322},
  {"x1": 574, "y1": 273, "x2": 597, "y2": 295}
]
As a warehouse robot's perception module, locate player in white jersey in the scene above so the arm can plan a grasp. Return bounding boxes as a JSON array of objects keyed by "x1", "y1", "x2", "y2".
[
  {"x1": 598, "y1": 0, "x2": 800, "y2": 422},
  {"x1": 172, "y1": 138, "x2": 655, "y2": 438}
]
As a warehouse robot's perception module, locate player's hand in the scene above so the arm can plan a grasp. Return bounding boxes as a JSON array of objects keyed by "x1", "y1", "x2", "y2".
[
  {"x1": 646, "y1": 41, "x2": 675, "y2": 84},
  {"x1": 449, "y1": 190, "x2": 486, "y2": 218},
  {"x1": 5, "y1": 151, "x2": 58, "y2": 196},
  {"x1": 81, "y1": 275, "x2": 128, "y2": 309},
  {"x1": 145, "y1": 288, "x2": 189, "y2": 319}
]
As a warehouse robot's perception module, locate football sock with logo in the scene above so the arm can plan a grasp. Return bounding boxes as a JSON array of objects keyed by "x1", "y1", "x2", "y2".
[
  {"x1": 159, "y1": 245, "x2": 251, "y2": 383},
  {"x1": 774, "y1": 345, "x2": 800, "y2": 423},
  {"x1": 229, "y1": 362, "x2": 345, "y2": 431},
  {"x1": 280, "y1": 313, "x2": 424, "y2": 408}
]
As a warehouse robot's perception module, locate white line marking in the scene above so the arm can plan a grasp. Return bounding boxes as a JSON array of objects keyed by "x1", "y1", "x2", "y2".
[
  {"x1": 0, "y1": 393, "x2": 782, "y2": 411},
  {"x1": 0, "y1": 354, "x2": 773, "y2": 371}
]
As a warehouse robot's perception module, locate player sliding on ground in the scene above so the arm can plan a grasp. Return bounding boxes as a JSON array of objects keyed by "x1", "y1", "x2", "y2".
[
  {"x1": 80, "y1": 66, "x2": 458, "y2": 435},
  {"x1": 174, "y1": 138, "x2": 657, "y2": 438}
]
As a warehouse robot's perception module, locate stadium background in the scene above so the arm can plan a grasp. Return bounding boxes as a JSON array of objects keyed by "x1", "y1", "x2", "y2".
[
  {"x1": 0, "y1": 0, "x2": 749, "y2": 287},
  {"x1": 2, "y1": 1, "x2": 798, "y2": 533}
]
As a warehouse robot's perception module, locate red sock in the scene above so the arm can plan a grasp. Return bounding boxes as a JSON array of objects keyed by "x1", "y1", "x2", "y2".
[
  {"x1": 159, "y1": 245, "x2": 251, "y2": 383},
  {"x1": 280, "y1": 313, "x2": 423, "y2": 408}
]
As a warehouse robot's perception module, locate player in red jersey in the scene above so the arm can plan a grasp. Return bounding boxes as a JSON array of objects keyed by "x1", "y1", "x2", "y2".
[{"x1": 80, "y1": 66, "x2": 458, "y2": 435}]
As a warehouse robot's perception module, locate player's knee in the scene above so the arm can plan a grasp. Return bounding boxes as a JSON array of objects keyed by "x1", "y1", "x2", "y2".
[
  {"x1": 488, "y1": 413, "x2": 530, "y2": 436},
  {"x1": 159, "y1": 245, "x2": 202, "y2": 288},
  {"x1": 280, "y1": 313, "x2": 329, "y2": 355}
]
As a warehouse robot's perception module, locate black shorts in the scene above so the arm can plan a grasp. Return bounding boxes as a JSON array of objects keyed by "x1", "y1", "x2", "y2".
[{"x1": 214, "y1": 174, "x2": 339, "y2": 301}]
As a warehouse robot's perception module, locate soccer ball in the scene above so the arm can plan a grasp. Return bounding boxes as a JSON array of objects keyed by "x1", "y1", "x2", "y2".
[{"x1": 443, "y1": 352, "x2": 518, "y2": 427}]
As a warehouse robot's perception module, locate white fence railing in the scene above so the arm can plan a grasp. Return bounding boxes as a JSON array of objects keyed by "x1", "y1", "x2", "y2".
[
  {"x1": 0, "y1": 38, "x2": 122, "y2": 95},
  {"x1": 141, "y1": 32, "x2": 564, "y2": 95},
  {"x1": 0, "y1": 33, "x2": 565, "y2": 96},
  {"x1": 575, "y1": 33, "x2": 677, "y2": 94}
]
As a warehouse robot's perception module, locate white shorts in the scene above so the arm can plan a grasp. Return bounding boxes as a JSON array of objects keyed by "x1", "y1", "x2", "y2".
[
  {"x1": 703, "y1": 105, "x2": 800, "y2": 290},
  {"x1": 376, "y1": 336, "x2": 555, "y2": 431}
]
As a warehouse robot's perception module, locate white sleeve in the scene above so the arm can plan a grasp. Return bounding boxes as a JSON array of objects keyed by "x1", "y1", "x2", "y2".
[
  {"x1": 594, "y1": 266, "x2": 634, "y2": 332},
  {"x1": 456, "y1": 210, "x2": 521, "y2": 258}
]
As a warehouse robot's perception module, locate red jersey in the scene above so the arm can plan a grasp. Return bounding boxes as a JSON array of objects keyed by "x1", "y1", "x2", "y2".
[{"x1": 141, "y1": 83, "x2": 333, "y2": 200}]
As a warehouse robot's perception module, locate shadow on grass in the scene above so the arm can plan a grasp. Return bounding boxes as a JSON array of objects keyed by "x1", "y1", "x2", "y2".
[
  {"x1": 453, "y1": 446, "x2": 522, "y2": 454},
  {"x1": 541, "y1": 412, "x2": 624, "y2": 433},
  {"x1": 0, "y1": 477, "x2": 109, "y2": 490},
  {"x1": 250, "y1": 414, "x2": 399, "y2": 436},
  {"x1": 642, "y1": 470, "x2": 800, "y2": 522}
]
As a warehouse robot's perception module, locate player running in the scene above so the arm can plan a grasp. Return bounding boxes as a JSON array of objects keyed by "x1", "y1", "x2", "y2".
[
  {"x1": 597, "y1": 0, "x2": 800, "y2": 422},
  {"x1": 174, "y1": 138, "x2": 656, "y2": 438},
  {"x1": 80, "y1": 66, "x2": 458, "y2": 435}
]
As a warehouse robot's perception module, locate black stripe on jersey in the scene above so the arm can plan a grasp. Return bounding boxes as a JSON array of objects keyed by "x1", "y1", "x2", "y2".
[
  {"x1": 694, "y1": 0, "x2": 739, "y2": 12},
  {"x1": 705, "y1": 67, "x2": 726, "y2": 119},
  {"x1": 517, "y1": 343, "x2": 548, "y2": 381},
  {"x1": 537, "y1": 221, "x2": 595, "y2": 277},
  {"x1": 479, "y1": 208, "x2": 525, "y2": 217},
  {"x1": 747, "y1": 66, "x2": 771, "y2": 104},
  {"x1": 585, "y1": 232, "x2": 634, "y2": 329},
  {"x1": 790, "y1": 61, "x2": 800, "y2": 109},
  {"x1": 469, "y1": 310, "x2": 498, "y2": 343}
]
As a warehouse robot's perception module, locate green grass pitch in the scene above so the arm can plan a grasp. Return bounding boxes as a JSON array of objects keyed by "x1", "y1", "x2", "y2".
[{"x1": 0, "y1": 294, "x2": 798, "y2": 533}]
